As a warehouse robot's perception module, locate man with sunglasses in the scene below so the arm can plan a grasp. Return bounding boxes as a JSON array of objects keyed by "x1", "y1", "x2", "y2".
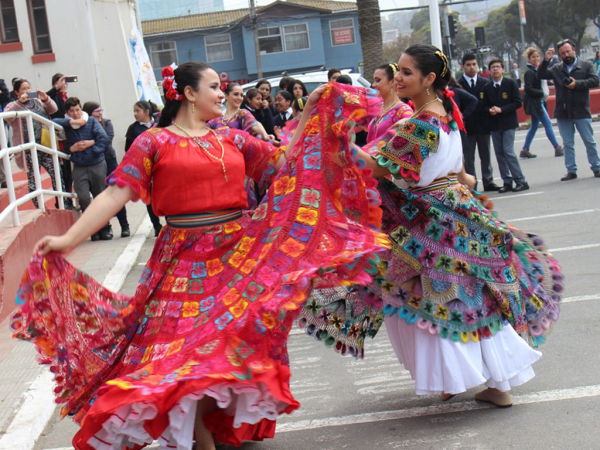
[
  {"x1": 483, "y1": 58, "x2": 529, "y2": 193},
  {"x1": 538, "y1": 39, "x2": 600, "y2": 180}
]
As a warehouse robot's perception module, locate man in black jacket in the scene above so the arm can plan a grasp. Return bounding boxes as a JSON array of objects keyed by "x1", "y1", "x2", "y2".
[
  {"x1": 483, "y1": 58, "x2": 529, "y2": 193},
  {"x1": 538, "y1": 39, "x2": 600, "y2": 180},
  {"x1": 458, "y1": 54, "x2": 500, "y2": 191}
]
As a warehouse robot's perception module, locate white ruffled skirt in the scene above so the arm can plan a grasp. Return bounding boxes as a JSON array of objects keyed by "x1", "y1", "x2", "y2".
[{"x1": 384, "y1": 316, "x2": 542, "y2": 395}]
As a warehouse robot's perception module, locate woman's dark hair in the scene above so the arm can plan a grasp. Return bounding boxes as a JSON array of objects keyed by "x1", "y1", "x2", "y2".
[
  {"x1": 135, "y1": 100, "x2": 159, "y2": 118},
  {"x1": 65, "y1": 97, "x2": 81, "y2": 111},
  {"x1": 286, "y1": 79, "x2": 308, "y2": 97},
  {"x1": 375, "y1": 63, "x2": 398, "y2": 81},
  {"x1": 255, "y1": 79, "x2": 271, "y2": 91},
  {"x1": 51, "y1": 73, "x2": 64, "y2": 86},
  {"x1": 13, "y1": 79, "x2": 30, "y2": 93},
  {"x1": 82, "y1": 101, "x2": 101, "y2": 117},
  {"x1": 292, "y1": 96, "x2": 308, "y2": 113},
  {"x1": 447, "y1": 77, "x2": 462, "y2": 89},
  {"x1": 403, "y1": 44, "x2": 453, "y2": 115},
  {"x1": 224, "y1": 82, "x2": 241, "y2": 96},
  {"x1": 279, "y1": 76, "x2": 294, "y2": 91},
  {"x1": 327, "y1": 68, "x2": 341, "y2": 80},
  {"x1": 158, "y1": 62, "x2": 212, "y2": 128},
  {"x1": 275, "y1": 90, "x2": 293, "y2": 104},
  {"x1": 336, "y1": 74, "x2": 352, "y2": 85}
]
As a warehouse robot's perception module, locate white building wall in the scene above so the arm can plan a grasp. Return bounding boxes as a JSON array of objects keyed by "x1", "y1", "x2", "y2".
[{"x1": 0, "y1": 0, "x2": 141, "y2": 159}]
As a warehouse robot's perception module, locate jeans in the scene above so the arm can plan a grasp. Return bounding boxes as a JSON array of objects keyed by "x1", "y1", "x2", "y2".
[
  {"x1": 556, "y1": 118, "x2": 600, "y2": 174},
  {"x1": 490, "y1": 129, "x2": 526, "y2": 185},
  {"x1": 523, "y1": 102, "x2": 560, "y2": 149}
]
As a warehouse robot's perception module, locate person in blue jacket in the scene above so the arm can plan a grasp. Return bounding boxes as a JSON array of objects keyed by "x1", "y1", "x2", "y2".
[{"x1": 53, "y1": 97, "x2": 112, "y2": 240}]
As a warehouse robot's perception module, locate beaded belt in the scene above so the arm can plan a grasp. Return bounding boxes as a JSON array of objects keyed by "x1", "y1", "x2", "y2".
[
  {"x1": 166, "y1": 209, "x2": 243, "y2": 228},
  {"x1": 409, "y1": 174, "x2": 459, "y2": 193}
]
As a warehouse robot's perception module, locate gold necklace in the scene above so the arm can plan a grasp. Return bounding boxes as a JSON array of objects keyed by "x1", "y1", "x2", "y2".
[
  {"x1": 412, "y1": 97, "x2": 441, "y2": 117},
  {"x1": 376, "y1": 99, "x2": 400, "y2": 124},
  {"x1": 172, "y1": 122, "x2": 228, "y2": 183},
  {"x1": 222, "y1": 109, "x2": 239, "y2": 125}
]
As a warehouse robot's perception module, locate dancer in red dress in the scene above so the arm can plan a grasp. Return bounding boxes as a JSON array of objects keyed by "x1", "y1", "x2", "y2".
[{"x1": 11, "y1": 63, "x2": 388, "y2": 449}]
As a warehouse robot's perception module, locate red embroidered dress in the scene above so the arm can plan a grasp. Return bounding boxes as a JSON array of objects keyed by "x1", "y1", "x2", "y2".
[{"x1": 11, "y1": 89, "x2": 388, "y2": 450}]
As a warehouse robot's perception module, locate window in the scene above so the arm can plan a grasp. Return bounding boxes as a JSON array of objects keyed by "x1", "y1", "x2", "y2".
[
  {"x1": 0, "y1": 0, "x2": 19, "y2": 43},
  {"x1": 27, "y1": 0, "x2": 51, "y2": 53},
  {"x1": 258, "y1": 27, "x2": 282, "y2": 55},
  {"x1": 205, "y1": 34, "x2": 233, "y2": 63},
  {"x1": 283, "y1": 23, "x2": 309, "y2": 52},
  {"x1": 330, "y1": 18, "x2": 356, "y2": 46},
  {"x1": 149, "y1": 41, "x2": 178, "y2": 68}
]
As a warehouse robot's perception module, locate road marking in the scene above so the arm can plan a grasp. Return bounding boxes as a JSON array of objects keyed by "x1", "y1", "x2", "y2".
[
  {"x1": 514, "y1": 137, "x2": 547, "y2": 144},
  {"x1": 562, "y1": 294, "x2": 600, "y2": 303},
  {"x1": 507, "y1": 208, "x2": 598, "y2": 223},
  {"x1": 550, "y1": 243, "x2": 600, "y2": 253},
  {"x1": 40, "y1": 384, "x2": 600, "y2": 449},
  {"x1": 490, "y1": 191, "x2": 544, "y2": 200},
  {"x1": 275, "y1": 384, "x2": 600, "y2": 433},
  {"x1": 1, "y1": 217, "x2": 153, "y2": 450}
]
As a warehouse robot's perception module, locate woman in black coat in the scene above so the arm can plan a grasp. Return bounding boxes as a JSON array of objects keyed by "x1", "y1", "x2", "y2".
[{"x1": 521, "y1": 47, "x2": 562, "y2": 158}]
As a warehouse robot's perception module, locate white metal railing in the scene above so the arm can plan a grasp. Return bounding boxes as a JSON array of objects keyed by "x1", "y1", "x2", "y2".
[{"x1": 0, "y1": 110, "x2": 78, "y2": 226}]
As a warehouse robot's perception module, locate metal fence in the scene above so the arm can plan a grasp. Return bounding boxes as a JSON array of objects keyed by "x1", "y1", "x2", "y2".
[{"x1": 0, "y1": 110, "x2": 77, "y2": 227}]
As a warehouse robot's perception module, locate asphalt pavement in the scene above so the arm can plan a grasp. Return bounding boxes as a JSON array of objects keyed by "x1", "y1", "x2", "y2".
[{"x1": 36, "y1": 124, "x2": 600, "y2": 450}]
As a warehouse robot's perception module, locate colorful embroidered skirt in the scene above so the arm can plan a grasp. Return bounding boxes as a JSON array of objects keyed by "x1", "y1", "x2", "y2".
[
  {"x1": 10, "y1": 83, "x2": 389, "y2": 449},
  {"x1": 370, "y1": 178, "x2": 562, "y2": 347}
]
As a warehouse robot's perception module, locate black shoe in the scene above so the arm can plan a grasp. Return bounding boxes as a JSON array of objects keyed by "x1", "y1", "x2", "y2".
[
  {"x1": 98, "y1": 229, "x2": 113, "y2": 240},
  {"x1": 498, "y1": 184, "x2": 513, "y2": 193},
  {"x1": 91, "y1": 233, "x2": 100, "y2": 241},
  {"x1": 561, "y1": 172, "x2": 577, "y2": 181},
  {"x1": 0, "y1": 181, "x2": 6, "y2": 189},
  {"x1": 513, "y1": 182, "x2": 530, "y2": 192},
  {"x1": 121, "y1": 226, "x2": 131, "y2": 238},
  {"x1": 483, "y1": 183, "x2": 501, "y2": 192},
  {"x1": 519, "y1": 150, "x2": 537, "y2": 159},
  {"x1": 106, "y1": 225, "x2": 114, "y2": 239}
]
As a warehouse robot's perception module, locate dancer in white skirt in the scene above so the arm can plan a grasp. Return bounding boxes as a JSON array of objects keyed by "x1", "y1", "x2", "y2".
[{"x1": 357, "y1": 44, "x2": 562, "y2": 407}]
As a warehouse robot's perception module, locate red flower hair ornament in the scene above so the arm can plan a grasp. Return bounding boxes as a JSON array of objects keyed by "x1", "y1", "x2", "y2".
[
  {"x1": 442, "y1": 88, "x2": 465, "y2": 132},
  {"x1": 162, "y1": 63, "x2": 183, "y2": 101}
]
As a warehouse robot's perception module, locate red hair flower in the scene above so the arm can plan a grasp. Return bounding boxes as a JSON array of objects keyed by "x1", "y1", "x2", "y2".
[{"x1": 161, "y1": 64, "x2": 182, "y2": 101}]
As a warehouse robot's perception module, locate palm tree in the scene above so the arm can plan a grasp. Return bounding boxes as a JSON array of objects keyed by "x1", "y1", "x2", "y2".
[{"x1": 357, "y1": 0, "x2": 384, "y2": 83}]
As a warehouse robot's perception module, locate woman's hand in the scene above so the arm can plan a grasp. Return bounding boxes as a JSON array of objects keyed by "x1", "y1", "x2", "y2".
[
  {"x1": 19, "y1": 93, "x2": 29, "y2": 103},
  {"x1": 305, "y1": 84, "x2": 328, "y2": 111},
  {"x1": 34, "y1": 235, "x2": 76, "y2": 256},
  {"x1": 273, "y1": 126, "x2": 282, "y2": 138},
  {"x1": 37, "y1": 90, "x2": 48, "y2": 102},
  {"x1": 261, "y1": 99, "x2": 269, "y2": 110},
  {"x1": 457, "y1": 167, "x2": 476, "y2": 191}
]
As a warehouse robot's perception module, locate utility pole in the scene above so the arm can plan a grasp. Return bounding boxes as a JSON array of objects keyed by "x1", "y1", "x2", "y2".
[
  {"x1": 518, "y1": 0, "x2": 527, "y2": 69},
  {"x1": 249, "y1": 0, "x2": 263, "y2": 78},
  {"x1": 429, "y1": 0, "x2": 443, "y2": 49}
]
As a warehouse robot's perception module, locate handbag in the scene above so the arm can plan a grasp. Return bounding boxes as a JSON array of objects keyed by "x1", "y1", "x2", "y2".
[{"x1": 41, "y1": 127, "x2": 57, "y2": 148}]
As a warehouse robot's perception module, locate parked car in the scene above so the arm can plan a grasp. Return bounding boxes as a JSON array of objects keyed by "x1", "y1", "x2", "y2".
[{"x1": 240, "y1": 69, "x2": 371, "y2": 95}]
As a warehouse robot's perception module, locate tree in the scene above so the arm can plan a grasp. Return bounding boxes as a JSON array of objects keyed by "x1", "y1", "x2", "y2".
[
  {"x1": 383, "y1": 35, "x2": 421, "y2": 63},
  {"x1": 357, "y1": 0, "x2": 384, "y2": 83},
  {"x1": 410, "y1": 8, "x2": 430, "y2": 32}
]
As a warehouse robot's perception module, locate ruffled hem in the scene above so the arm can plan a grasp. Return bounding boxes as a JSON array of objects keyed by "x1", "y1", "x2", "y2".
[
  {"x1": 384, "y1": 315, "x2": 541, "y2": 395},
  {"x1": 74, "y1": 366, "x2": 297, "y2": 449}
]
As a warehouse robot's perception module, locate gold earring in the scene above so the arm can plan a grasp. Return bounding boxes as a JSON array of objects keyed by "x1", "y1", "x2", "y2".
[{"x1": 192, "y1": 103, "x2": 195, "y2": 114}]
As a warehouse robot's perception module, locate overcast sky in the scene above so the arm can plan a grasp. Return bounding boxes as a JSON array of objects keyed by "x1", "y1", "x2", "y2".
[{"x1": 224, "y1": 0, "x2": 422, "y2": 11}]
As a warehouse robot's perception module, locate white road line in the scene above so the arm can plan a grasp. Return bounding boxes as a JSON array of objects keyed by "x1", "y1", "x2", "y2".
[
  {"x1": 41, "y1": 384, "x2": 600, "y2": 450},
  {"x1": 490, "y1": 191, "x2": 544, "y2": 200},
  {"x1": 550, "y1": 243, "x2": 600, "y2": 253},
  {"x1": 561, "y1": 294, "x2": 600, "y2": 303},
  {"x1": 275, "y1": 384, "x2": 600, "y2": 433},
  {"x1": 507, "y1": 209, "x2": 598, "y2": 223},
  {"x1": 0, "y1": 218, "x2": 152, "y2": 450}
]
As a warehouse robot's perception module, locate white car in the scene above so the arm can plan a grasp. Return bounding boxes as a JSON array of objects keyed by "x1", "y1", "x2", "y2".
[{"x1": 240, "y1": 69, "x2": 371, "y2": 96}]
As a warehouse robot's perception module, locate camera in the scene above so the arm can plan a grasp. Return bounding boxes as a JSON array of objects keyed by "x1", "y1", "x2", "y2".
[{"x1": 563, "y1": 77, "x2": 572, "y2": 86}]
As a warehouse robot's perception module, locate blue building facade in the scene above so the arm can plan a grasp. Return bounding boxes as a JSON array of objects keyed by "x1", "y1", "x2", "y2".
[{"x1": 142, "y1": 0, "x2": 362, "y2": 83}]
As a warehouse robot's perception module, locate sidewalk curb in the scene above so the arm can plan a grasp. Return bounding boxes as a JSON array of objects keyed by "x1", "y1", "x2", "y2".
[{"x1": 0, "y1": 216, "x2": 152, "y2": 450}]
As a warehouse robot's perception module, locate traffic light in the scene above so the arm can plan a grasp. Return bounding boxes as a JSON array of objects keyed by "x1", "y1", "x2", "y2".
[
  {"x1": 475, "y1": 27, "x2": 485, "y2": 46},
  {"x1": 448, "y1": 15, "x2": 458, "y2": 39}
]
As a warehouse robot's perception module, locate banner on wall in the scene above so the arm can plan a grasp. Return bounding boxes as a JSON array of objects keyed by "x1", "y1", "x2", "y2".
[{"x1": 129, "y1": 25, "x2": 164, "y2": 107}]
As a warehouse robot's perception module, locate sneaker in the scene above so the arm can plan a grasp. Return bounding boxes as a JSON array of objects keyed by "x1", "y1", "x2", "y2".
[
  {"x1": 594, "y1": 171, "x2": 600, "y2": 178},
  {"x1": 121, "y1": 226, "x2": 131, "y2": 238},
  {"x1": 519, "y1": 149, "x2": 537, "y2": 159},
  {"x1": 561, "y1": 172, "x2": 577, "y2": 181},
  {"x1": 555, "y1": 145, "x2": 564, "y2": 157}
]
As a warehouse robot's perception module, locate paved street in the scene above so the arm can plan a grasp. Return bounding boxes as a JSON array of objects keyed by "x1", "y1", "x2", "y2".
[{"x1": 35, "y1": 124, "x2": 600, "y2": 450}]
